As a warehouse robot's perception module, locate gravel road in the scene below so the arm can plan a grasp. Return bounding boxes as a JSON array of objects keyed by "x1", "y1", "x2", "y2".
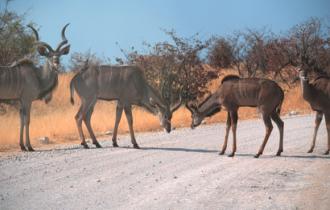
[{"x1": 0, "y1": 114, "x2": 329, "y2": 210}]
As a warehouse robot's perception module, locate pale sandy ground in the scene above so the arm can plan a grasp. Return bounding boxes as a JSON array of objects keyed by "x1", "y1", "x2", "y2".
[{"x1": 0, "y1": 114, "x2": 329, "y2": 210}]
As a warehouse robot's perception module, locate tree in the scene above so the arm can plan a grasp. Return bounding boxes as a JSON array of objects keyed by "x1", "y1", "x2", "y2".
[
  {"x1": 0, "y1": 1, "x2": 36, "y2": 65},
  {"x1": 226, "y1": 25, "x2": 320, "y2": 83},
  {"x1": 207, "y1": 37, "x2": 233, "y2": 68},
  {"x1": 119, "y1": 30, "x2": 219, "y2": 106},
  {"x1": 289, "y1": 17, "x2": 330, "y2": 76},
  {"x1": 68, "y1": 50, "x2": 107, "y2": 72},
  {"x1": 226, "y1": 29, "x2": 269, "y2": 77}
]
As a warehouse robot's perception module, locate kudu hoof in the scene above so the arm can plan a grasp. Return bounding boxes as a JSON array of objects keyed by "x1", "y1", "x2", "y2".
[
  {"x1": 307, "y1": 149, "x2": 314, "y2": 153},
  {"x1": 276, "y1": 151, "x2": 282, "y2": 156},
  {"x1": 94, "y1": 142, "x2": 102, "y2": 148},
  {"x1": 133, "y1": 144, "x2": 140, "y2": 149},
  {"x1": 254, "y1": 154, "x2": 261, "y2": 158},
  {"x1": 227, "y1": 153, "x2": 235, "y2": 157},
  {"x1": 27, "y1": 146, "x2": 35, "y2": 152},
  {"x1": 113, "y1": 142, "x2": 119, "y2": 147},
  {"x1": 81, "y1": 143, "x2": 89, "y2": 149},
  {"x1": 323, "y1": 150, "x2": 329, "y2": 155},
  {"x1": 219, "y1": 151, "x2": 225, "y2": 155},
  {"x1": 20, "y1": 145, "x2": 27, "y2": 151}
]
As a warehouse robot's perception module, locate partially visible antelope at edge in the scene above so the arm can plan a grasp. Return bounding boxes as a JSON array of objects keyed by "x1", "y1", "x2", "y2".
[
  {"x1": 69, "y1": 62, "x2": 181, "y2": 149},
  {"x1": 186, "y1": 75, "x2": 284, "y2": 158},
  {"x1": 298, "y1": 67, "x2": 330, "y2": 155},
  {"x1": 0, "y1": 24, "x2": 70, "y2": 151}
]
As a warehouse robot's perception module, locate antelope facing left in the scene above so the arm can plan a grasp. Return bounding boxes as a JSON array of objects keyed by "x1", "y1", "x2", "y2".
[
  {"x1": 186, "y1": 75, "x2": 284, "y2": 158},
  {"x1": 0, "y1": 24, "x2": 70, "y2": 151}
]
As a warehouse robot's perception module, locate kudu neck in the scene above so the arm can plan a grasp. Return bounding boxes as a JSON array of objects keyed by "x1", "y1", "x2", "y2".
[
  {"x1": 38, "y1": 61, "x2": 58, "y2": 93},
  {"x1": 147, "y1": 85, "x2": 166, "y2": 106},
  {"x1": 198, "y1": 94, "x2": 221, "y2": 118},
  {"x1": 299, "y1": 72, "x2": 313, "y2": 102},
  {"x1": 145, "y1": 85, "x2": 166, "y2": 114}
]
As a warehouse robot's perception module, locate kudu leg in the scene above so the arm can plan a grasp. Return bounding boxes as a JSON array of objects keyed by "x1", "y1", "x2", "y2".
[
  {"x1": 112, "y1": 104, "x2": 124, "y2": 147},
  {"x1": 124, "y1": 105, "x2": 139, "y2": 149},
  {"x1": 75, "y1": 105, "x2": 88, "y2": 149},
  {"x1": 324, "y1": 114, "x2": 330, "y2": 155},
  {"x1": 308, "y1": 111, "x2": 323, "y2": 153},
  {"x1": 271, "y1": 112, "x2": 284, "y2": 156},
  {"x1": 19, "y1": 107, "x2": 26, "y2": 151},
  {"x1": 219, "y1": 112, "x2": 231, "y2": 155},
  {"x1": 228, "y1": 111, "x2": 238, "y2": 157},
  {"x1": 84, "y1": 102, "x2": 102, "y2": 148},
  {"x1": 255, "y1": 114, "x2": 273, "y2": 158},
  {"x1": 23, "y1": 102, "x2": 34, "y2": 151}
]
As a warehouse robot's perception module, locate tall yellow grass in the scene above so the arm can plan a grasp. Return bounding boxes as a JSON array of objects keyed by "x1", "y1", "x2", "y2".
[{"x1": 0, "y1": 71, "x2": 311, "y2": 152}]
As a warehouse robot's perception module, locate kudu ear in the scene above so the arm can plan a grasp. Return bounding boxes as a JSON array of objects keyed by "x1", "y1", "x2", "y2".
[
  {"x1": 185, "y1": 103, "x2": 193, "y2": 113},
  {"x1": 59, "y1": 44, "x2": 70, "y2": 55},
  {"x1": 185, "y1": 101, "x2": 197, "y2": 113},
  {"x1": 290, "y1": 76, "x2": 300, "y2": 84},
  {"x1": 149, "y1": 97, "x2": 165, "y2": 111},
  {"x1": 43, "y1": 92, "x2": 53, "y2": 104},
  {"x1": 37, "y1": 45, "x2": 51, "y2": 57},
  {"x1": 292, "y1": 66, "x2": 303, "y2": 73},
  {"x1": 149, "y1": 97, "x2": 159, "y2": 109}
]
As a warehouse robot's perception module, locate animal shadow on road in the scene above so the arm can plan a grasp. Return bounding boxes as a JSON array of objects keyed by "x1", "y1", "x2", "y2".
[
  {"x1": 31, "y1": 145, "x2": 330, "y2": 160},
  {"x1": 233, "y1": 153, "x2": 330, "y2": 159},
  {"x1": 140, "y1": 147, "x2": 330, "y2": 159},
  {"x1": 279, "y1": 154, "x2": 330, "y2": 159},
  {"x1": 36, "y1": 144, "x2": 110, "y2": 153},
  {"x1": 141, "y1": 146, "x2": 218, "y2": 153}
]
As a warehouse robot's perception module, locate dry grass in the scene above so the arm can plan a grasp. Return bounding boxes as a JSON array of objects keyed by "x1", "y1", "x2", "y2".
[{"x1": 0, "y1": 70, "x2": 311, "y2": 152}]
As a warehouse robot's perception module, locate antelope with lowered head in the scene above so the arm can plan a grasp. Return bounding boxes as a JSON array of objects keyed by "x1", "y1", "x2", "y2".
[
  {"x1": 69, "y1": 62, "x2": 181, "y2": 149},
  {"x1": 298, "y1": 67, "x2": 330, "y2": 155},
  {"x1": 186, "y1": 75, "x2": 284, "y2": 158},
  {"x1": 0, "y1": 24, "x2": 70, "y2": 151}
]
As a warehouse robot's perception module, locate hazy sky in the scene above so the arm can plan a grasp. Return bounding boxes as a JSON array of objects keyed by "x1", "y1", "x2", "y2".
[{"x1": 6, "y1": 0, "x2": 330, "y2": 65}]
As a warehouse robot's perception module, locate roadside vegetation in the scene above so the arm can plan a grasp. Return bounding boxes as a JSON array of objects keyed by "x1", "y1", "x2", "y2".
[{"x1": 0, "y1": 1, "x2": 329, "y2": 151}]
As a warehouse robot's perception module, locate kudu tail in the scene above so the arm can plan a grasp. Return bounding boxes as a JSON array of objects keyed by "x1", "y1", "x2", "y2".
[{"x1": 69, "y1": 79, "x2": 75, "y2": 105}]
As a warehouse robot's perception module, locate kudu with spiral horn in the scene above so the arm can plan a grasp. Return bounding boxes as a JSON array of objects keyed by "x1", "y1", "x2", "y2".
[{"x1": 0, "y1": 24, "x2": 70, "y2": 151}]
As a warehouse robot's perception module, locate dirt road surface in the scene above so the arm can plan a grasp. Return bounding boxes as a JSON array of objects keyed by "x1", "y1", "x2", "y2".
[{"x1": 0, "y1": 115, "x2": 329, "y2": 210}]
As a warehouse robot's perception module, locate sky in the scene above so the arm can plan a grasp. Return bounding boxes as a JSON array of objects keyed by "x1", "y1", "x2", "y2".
[{"x1": 5, "y1": 0, "x2": 330, "y2": 66}]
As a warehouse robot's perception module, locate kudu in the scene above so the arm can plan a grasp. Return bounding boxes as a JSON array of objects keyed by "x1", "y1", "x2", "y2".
[
  {"x1": 186, "y1": 75, "x2": 284, "y2": 158},
  {"x1": 298, "y1": 68, "x2": 330, "y2": 155},
  {"x1": 0, "y1": 24, "x2": 70, "y2": 151},
  {"x1": 69, "y1": 62, "x2": 181, "y2": 149}
]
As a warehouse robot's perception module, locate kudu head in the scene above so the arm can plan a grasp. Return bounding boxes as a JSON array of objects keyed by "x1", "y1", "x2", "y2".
[
  {"x1": 186, "y1": 99, "x2": 222, "y2": 129},
  {"x1": 291, "y1": 65, "x2": 308, "y2": 82},
  {"x1": 150, "y1": 96, "x2": 182, "y2": 133},
  {"x1": 295, "y1": 54, "x2": 317, "y2": 81},
  {"x1": 28, "y1": 24, "x2": 70, "y2": 71},
  {"x1": 185, "y1": 101, "x2": 203, "y2": 129}
]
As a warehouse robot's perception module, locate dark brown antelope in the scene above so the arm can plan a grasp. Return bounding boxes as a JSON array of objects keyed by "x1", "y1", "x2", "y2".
[
  {"x1": 0, "y1": 24, "x2": 70, "y2": 151},
  {"x1": 298, "y1": 68, "x2": 330, "y2": 155},
  {"x1": 186, "y1": 75, "x2": 284, "y2": 158},
  {"x1": 69, "y1": 62, "x2": 181, "y2": 149}
]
